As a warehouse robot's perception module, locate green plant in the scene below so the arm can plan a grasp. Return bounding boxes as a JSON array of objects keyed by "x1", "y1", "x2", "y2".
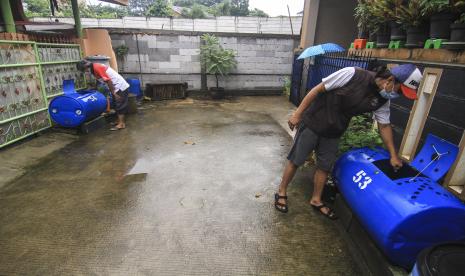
[
  {"x1": 200, "y1": 34, "x2": 237, "y2": 89},
  {"x1": 354, "y1": 0, "x2": 372, "y2": 36},
  {"x1": 145, "y1": 0, "x2": 172, "y2": 17},
  {"x1": 453, "y1": 0, "x2": 465, "y2": 23},
  {"x1": 421, "y1": 0, "x2": 450, "y2": 16},
  {"x1": 185, "y1": 3, "x2": 207, "y2": 18},
  {"x1": 114, "y1": 45, "x2": 129, "y2": 59},
  {"x1": 283, "y1": 77, "x2": 291, "y2": 96},
  {"x1": 354, "y1": 0, "x2": 403, "y2": 35},
  {"x1": 249, "y1": 8, "x2": 268, "y2": 17},
  {"x1": 395, "y1": 0, "x2": 428, "y2": 29},
  {"x1": 338, "y1": 115, "x2": 383, "y2": 155}
]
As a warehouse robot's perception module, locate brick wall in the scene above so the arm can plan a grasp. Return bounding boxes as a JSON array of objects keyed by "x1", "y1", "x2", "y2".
[{"x1": 111, "y1": 32, "x2": 298, "y2": 91}]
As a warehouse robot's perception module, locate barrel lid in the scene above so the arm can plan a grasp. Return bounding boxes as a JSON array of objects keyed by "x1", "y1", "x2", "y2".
[
  {"x1": 49, "y1": 95, "x2": 85, "y2": 128},
  {"x1": 417, "y1": 243, "x2": 465, "y2": 276},
  {"x1": 410, "y1": 134, "x2": 459, "y2": 182}
]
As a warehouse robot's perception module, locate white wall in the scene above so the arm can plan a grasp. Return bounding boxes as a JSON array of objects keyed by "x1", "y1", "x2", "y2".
[{"x1": 31, "y1": 16, "x2": 302, "y2": 35}]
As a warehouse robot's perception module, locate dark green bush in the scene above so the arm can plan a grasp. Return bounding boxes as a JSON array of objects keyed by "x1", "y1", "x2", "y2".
[{"x1": 338, "y1": 114, "x2": 383, "y2": 155}]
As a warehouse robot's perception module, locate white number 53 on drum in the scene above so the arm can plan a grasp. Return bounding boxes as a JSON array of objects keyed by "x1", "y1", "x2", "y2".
[{"x1": 353, "y1": 170, "x2": 372, "y2": 190}]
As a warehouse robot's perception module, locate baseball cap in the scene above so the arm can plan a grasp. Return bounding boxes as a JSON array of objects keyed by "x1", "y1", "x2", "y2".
[{"x1": 390, "y1": 64, "x2": 423, "y2": 100}]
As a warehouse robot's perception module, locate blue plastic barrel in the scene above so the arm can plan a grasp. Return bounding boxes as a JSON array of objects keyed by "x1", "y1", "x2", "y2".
[
  {"x1": 126, "y1": 78, "x2": 142, "y2": 99},
  {"x1": 49, "y1": 90, "x2": 107, "y2": 127},
  {"x1": 333, "y1": 134, "x2": 465, "y2": 269}
]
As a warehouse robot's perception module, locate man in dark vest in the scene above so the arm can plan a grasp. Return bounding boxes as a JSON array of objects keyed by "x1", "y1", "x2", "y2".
[{"x1": 274, "y1": 64, "x2": 423, "y2": 219}]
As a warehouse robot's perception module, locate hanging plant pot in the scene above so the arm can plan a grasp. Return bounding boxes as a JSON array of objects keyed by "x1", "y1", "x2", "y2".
[
  {"x1": 450, "y1": 23, "x2": 465, "y2": 42},
  {"x1": 209, "y1": 87, "x2": 225, "y2": 100},
  {"x1": 430, "y1": 12, "x2": 456, "y2": 39},
  {"x1": 390, "y1": 21, "x2": 406, "y2": 41},
  {"x1": 405, "y1": 26, "x2": 429, "y2": 48}
]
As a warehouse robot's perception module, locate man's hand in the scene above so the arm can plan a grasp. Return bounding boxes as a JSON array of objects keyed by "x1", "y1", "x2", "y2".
[
  {"x1": 390, "y1": 156, "x2": 403, "y2": 171},
  {"x1": 288, "y1": 112, "x2": 302, "y2": 130}
]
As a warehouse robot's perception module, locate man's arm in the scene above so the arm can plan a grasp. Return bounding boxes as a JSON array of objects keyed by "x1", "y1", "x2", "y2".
[
  {"x1": 378, "y1": 123, "x2": 403, "y2": 169},
  {"x1": 288, "y1": 82, "x2": 326, "y2": 130}
]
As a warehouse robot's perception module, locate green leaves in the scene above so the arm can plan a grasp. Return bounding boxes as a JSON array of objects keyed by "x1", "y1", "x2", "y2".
[
  {"x1": 145, "y1": 0, "x2": 172, "y2": 17},
  {"x1": 338, "y1": 115, "x2": 383, "y2": 155},
  {"x1": 200, "y1": 34, "x2": 237, "y2": 78}
]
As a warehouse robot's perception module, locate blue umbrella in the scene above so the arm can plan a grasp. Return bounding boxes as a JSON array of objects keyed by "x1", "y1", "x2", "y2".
[{"x1": 297, "y1": 43, "x2": 345, "y2": 60}]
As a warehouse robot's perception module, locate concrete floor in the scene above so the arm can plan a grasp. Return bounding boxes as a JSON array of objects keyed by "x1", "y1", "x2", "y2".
[{"x1": 0, "y1": 96, "x2": 360, "y2": 275}]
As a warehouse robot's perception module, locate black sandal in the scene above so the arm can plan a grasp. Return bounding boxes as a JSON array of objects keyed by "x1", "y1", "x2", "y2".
[
  {"x1": 311, "y1": 203, "x2": 338, "y2": 220},
  {"x1": 274, "y1": 193, "x2": 288, "y2": 213}
]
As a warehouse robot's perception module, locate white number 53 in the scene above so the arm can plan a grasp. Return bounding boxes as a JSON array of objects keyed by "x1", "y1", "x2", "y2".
[{"x1": 353, "y1": 170, "x2": 372, "y2": 190}]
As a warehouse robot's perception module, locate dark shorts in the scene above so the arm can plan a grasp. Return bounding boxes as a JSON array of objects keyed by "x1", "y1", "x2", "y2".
[
  {"x1": 287, "y1": 125, "x2": 340, "y2": 172},
  {"x1": 114, "y1": 89, "x2": 129, "y2": 115}
]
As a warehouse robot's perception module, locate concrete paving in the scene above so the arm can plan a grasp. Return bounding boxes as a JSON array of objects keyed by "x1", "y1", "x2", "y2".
[{"x1": 0, "y1": 96, "x2": 360, "y2": 275}]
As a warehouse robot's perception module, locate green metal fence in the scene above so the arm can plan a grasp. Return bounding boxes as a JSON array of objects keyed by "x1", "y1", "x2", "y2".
[{"x1": 0, "y1": 40, "x2": 84, "y2": 148}]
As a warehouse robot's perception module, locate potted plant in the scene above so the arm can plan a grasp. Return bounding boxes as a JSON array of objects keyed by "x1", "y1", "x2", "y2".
[
  {"x1": 396, "y1": 0, "x2": 429, "y2": 48},
  {"x1": 422, "y1": 0, "x2": 457, "y2": 39},
  {"x1": 369, "y1": 0, "x2": 399, "y2": 47},
  {"x1": 200, "y1": 34, "x2": 237, "y2": 99},
  {"x1": 382, "y1": 0, "x2": 407, "y2": 42},
  {"x1": 354, "y1": 0, "x2": 372, "y2": 39},
  {"x1": 450, "y1": 0, "x2": 465, "y2": 42}
]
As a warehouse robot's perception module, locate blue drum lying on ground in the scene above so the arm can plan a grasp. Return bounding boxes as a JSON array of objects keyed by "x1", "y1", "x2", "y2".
[
  {"x1": 332, "y1": 134, "x2": 465, "y2": 269},
  {"x1": 49, "y1": 80, "x2": 107, "y2": 128}
]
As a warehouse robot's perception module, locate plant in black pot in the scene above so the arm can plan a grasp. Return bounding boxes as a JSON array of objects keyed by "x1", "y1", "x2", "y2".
[
  {"x1": 421, "y1": 0, "x2": 458, "y2": 40},
  {"x1": 200, "y1": 34, "x2": 237, "y2": 100},
  {"x1": 369, "y1": 0, "x2": 401, "y2": 47},
  {"x1": 450, "y1": 0, "x2": 465, "y2": 43},
  {"x1": 380, "y1": 0, "x2": 407, "y2": 41},
  {"x1": 396, "y1": 0, "x2": 429, "y2": 48}
]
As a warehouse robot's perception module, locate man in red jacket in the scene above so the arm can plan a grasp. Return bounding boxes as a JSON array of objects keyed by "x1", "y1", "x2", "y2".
[{"x1": 77, "y1": 60, "x2": 130, "y2": 130}]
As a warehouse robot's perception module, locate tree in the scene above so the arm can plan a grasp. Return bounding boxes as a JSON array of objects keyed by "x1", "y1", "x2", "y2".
[
  {"x1": 196, "y1": 0, "x2": 223, "y2": 6},
  {"x1": 145, "y1": 0, "x2": 172, "y2": 17},
  {"x1": 230, "y1": 0, "x2": 249, "y2": 16},
  {"x1": 23, "y1": 0, "x2": 51, "y2": 17},
  {"x1": 208, "y1": 0, "x2": 231, "y2": 16},
  {"x1": 248, "y1": 8, "x2": 268, "y2": 17},
  {"x1": 200, "y1": 34, "x2": 237, "y2": 89},
  {"x1": 173, "y1": 0, "x2": 196, "y2": 7},
  {"x1": 185, "y1": 4, "x2": 207, "y2": 18},
  {"x1": 129, "y1": 0, "x2": 153, "y2": 16}
]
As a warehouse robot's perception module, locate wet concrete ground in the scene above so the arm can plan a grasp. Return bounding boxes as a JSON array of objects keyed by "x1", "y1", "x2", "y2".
[{"x1": 0, "y1": 96, "x2": 360, "y2": 275}]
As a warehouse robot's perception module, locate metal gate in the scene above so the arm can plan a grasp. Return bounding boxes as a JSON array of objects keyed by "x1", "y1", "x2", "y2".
[{"x1": 290, "y1": 51, "x2": 374, "y2": 106}]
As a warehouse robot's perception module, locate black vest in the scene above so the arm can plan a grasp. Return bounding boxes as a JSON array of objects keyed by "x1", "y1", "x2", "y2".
[{"x1": 302, "y1": 68, "x2": 387, "y2": 138}]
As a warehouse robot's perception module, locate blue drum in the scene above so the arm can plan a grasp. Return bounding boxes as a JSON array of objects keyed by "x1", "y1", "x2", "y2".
[
  {"x1": 333, "y1": 134, "x2": 465, "y2": 269},
  {"x1": 49, "y1": 90, "x2": 106, "y2": 128}
]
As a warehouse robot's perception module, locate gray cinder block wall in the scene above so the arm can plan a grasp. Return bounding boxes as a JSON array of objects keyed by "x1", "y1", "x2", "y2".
[{"x1": 110, "y1": 31, "x2": 299, "y2": 92}]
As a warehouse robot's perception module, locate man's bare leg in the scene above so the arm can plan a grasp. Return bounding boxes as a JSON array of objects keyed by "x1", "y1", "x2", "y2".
[
  {"x1": 309, "y1": 168, "x2": 331, "y2": 215},
  {"x1": 277, "y1": 161, "x2": 298, "y2": 208}
]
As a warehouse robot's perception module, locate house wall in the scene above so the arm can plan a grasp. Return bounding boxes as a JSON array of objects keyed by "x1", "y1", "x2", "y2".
[
  {"x1": 313, "y1": 0, "x2": 358, "y2": 48},
  {"x1": 110, "y1": 31, "x2": 299, "y2": 91},
  {"x1": 377, "y1": 60, "x2": 465, "y2": 150}
]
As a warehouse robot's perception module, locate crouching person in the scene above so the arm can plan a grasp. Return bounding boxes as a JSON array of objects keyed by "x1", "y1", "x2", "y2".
[
  {"x1": 274, "y1": 64, "x2": 423, "y2": 219},
  {"x1": 77, "y1": 60, "x2": 130, "y2": 131}
]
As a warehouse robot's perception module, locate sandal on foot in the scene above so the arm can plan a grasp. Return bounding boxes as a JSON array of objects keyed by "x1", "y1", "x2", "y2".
[
  {"x1": 311, "y1": 203, "x2": 338, "y2": 220},
  {"x1": 274, "y1": 193, "x2": 288, "y2": 213},
  {"x1": 110, "y1": 126, "x2": 125, "y2": 131}
]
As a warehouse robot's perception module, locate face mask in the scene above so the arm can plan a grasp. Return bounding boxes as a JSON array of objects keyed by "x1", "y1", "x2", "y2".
[{"x1": 380, "y1": 82, "x2": 400, "y2": 100}]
